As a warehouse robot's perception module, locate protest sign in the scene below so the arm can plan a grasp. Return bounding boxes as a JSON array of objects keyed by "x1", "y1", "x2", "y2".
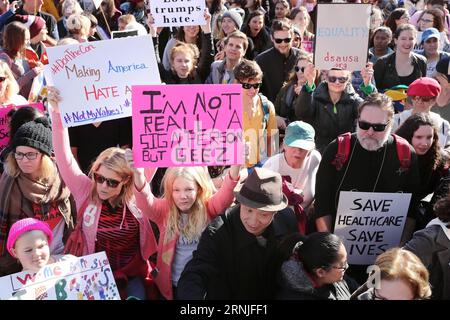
[
  {"x1": 132, "y1": 84, "x2": 243, "y2": 167},
  {"x1": 149, "y1": 0, "x2": 206, "y2": 27},
  {"x1": 314, "y1": 4, "x2": 371, "y2": 71},
  {"x1": 112, "y1": 30, "x2": 138, "y2": 39},
  {"x1": 334, "y1": 191, "x2": 411, "y2": 265},
  {"x1": 0, "y1": 103, "x2": 45, "y2": 152},
  {"x1": 0, "y1": 252, "x2": 120, "y2": 300},
  {"x1": 46, "y1": 36, "x2": 160, "y2": 127}
]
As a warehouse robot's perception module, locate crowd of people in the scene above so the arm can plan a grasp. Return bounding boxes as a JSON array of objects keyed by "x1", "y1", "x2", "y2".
[{"x1": 0, "y1": 0, "x2": 449, "y2": 301}]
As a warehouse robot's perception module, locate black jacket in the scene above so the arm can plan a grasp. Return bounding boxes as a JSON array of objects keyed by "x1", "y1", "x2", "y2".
[
  {"x1": 177, "y1": 205, "x2": 298, "y2": 300},
  {"x1": 295, "y1": 82, "x2": 363, "y2": 153},
  {"x1": 373, "y1": 52, "x2": 427, "y2": 91}
]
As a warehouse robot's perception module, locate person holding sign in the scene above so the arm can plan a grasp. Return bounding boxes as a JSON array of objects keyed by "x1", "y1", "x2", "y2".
[
  {"x1": 0, "y1": 117, "x2": 76, "y2": 276},
  {"x1": 128, "y1": 153, "x2": 241, "y2": 300},
  {"x1": 6, "y1": 218, "x2": 75, "y2": 274},
  {"x1": 315, "y1": 93, "x2": 420, "y2": 242},
  {"x1": 277, "y1": 232, "x2": 358, "y2": 300},
  {"x1": 48, "y1": 88, "x2": 157, "y2": 300}
]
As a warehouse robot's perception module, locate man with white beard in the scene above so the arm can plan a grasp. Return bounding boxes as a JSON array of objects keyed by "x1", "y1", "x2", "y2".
[{"x1": 314, "y1": 93, "x2": 420, "y2": 243}]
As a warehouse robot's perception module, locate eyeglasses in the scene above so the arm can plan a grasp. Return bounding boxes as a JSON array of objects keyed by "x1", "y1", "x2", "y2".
[
  {"x1": 412, "y1": 96, "x2": 436, "y2": 102},
  {"x1": 358, "y1": 120, "x2": 389, "y2": 132},
  {"x1": 0, "y1": 76, "x2": 6, "y2": 82},
  {"x1": 328, "y1": 76, "x2": 348, "y2": 84},
  {"x1": 93, "y1": 173, "x2": 122, "y2": 188},
  {"x1": 274, "y1": 37, "x2": 291, "y2": 44},
  {"x1": 420, "y1": 18, "x2": 434, "y2": 23},
  {"x1": 240, "y1": 82, "x2": 262, "y2": 89},
  {"x1": 14, "y1": 151, "x2": 39, "y2": 160},
  {"x1": 331, "y1": 261, "x2": 349, "y2": 271},
  {"x1": 294, "y1": 66, "x2": 305, "y2": 73}
]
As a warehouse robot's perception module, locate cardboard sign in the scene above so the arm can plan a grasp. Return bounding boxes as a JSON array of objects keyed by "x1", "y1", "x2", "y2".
[
  {"x1": 132, "y1": 84, "x2": 244, "y2": 167},
  {"x1": 45, "y1": 36, "x2": 161, "y2": 127},
  {"x1": 0, "y1": 252, "x2": 120, "y2": 300},
  {"x1": 314, "y1": 4, "x2": 371, "y2": 71},
  {"x1": 150, "y1": 0, "x2": 206, "y2": 27},
  {"x1": 112, "y1": 30, "x2": 139, "y2": 39},
  {"x1": 334, "y1": 191, "x2": 411, "y2": 265},
  {"x1": 0, "y1": 103, "x2": 45, "y2": 152}
]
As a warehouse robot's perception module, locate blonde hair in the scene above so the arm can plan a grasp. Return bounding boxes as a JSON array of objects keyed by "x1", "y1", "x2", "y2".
[
  {"x1": 0, "y1": 61, "x2": 20, "y2": 104},
  {"x1": 4, "y1": 152, "x2": 55, "y2": 180},
  {"x1": 88, "y1": 148, "x2": 134, "y2": 205},
  {"x1": 376, "y1": 248, "x2": 432, "y2": 299},
  {"x1": 162, "y1": 167, "x2": 216, "y2": 242},
  {"x1": 67, "y1": 13, "x2": 91, "y2": 36}
]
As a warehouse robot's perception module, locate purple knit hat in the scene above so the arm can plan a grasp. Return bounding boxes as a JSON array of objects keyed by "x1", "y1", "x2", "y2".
[{"x1": 6, "y1": 218, "x2": 53, "y2": 256}]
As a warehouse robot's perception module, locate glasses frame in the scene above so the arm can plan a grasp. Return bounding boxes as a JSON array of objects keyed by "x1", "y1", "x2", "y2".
[
  {"x1": 327, "y1": 76, "x2": 348, "y2": 84},
  {"x1": 274, "y1": 37, "x2": 292, "y2": 44},
  {"x1": 331, "y1": 261, "x2": 349, "y2": 271},
  {"x1": 358, "y1": 120, "x2": 389, "y2": 132},
  {"x1": 239, "y1": 82, "x2": 262, "y2": 90},
  {"x1": 14, "y1": 151, "x2": 39, "y2": 161},
  {"x1": 294, "y1": 66, "x2": 305, "y2": 73},
  {"x1": 93, "y1": 173, "x2": 122, "y2": 188}
]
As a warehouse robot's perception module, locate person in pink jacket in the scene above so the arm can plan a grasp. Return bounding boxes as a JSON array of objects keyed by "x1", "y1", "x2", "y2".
[
  {"x1": 47, "y1": 87, "x2": 157, "y2": 300},
  {"x1": 126, "y1": 150, "x2": 241, "y2": 300}
]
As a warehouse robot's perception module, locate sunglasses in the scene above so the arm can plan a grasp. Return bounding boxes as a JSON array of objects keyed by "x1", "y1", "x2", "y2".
[
  {"x1": 240, "y1": 82, "x2": 261, "y2": 89},
  {"x1": 294, "y1": 66, "x2": 305, "y2": 73},
  {"x1": 274, "y1": 37, "x2": 291, "y2": 44},
  {"x1": 93, "y1": 173, "x2": 122, "y2": 188},
  {"x1": 412, "y1": 96, "x2": 436, "y2": 102},
  {"x1": 0, "y1": 76, "x2": 6, "y2": 82},
  {"x1": 328, "y1": 76, "x2": 348, "y2": 84},
  {"x1": 358, "y1": 120, "x2": 389, "y2": 132}
]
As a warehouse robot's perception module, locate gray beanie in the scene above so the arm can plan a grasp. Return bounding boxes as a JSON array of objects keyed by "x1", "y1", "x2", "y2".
[{"x1": 222, "y1": 8, "x2": 244, "y2": 30}]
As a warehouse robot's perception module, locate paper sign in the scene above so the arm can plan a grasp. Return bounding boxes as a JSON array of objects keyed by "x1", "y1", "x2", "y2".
[
  {"x1": 132, "y1": 84, "x2": 244, "y2": 167},
  {"x1": 314, "y1": 4, "x2": 371, "y2": 71},
  {"x1": 302, "y1": 40, "x2": 313, "y2": 53},
  {"x1": 334, "y1": 191, "x2": 411, "y2": 265},
  {"x1": 92, "y1": 0, "x2": 102, "y2": 9},
  {"x1": 112, "y1": 30, "x2": 138, "y2": 39},
  {"x1": 150, "y1": 0, "x2": 206, "y2": 27},
  {"x1": 0, "y1": 252, "x2": 120, "y2": 300},
  {"x1": 0, "y1": 103, "x2": 45, "y2": 152},
  {"x1": 46, "y1": 36, "x2": 161, "y2": 127}
]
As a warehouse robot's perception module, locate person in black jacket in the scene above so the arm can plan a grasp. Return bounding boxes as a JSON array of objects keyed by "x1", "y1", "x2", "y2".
[{"x1": 177, "y1": 168, "x2": 298, "y2": 300}]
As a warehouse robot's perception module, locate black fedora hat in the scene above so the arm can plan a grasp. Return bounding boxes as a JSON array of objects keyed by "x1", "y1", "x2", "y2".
[{"x1": 234, "y1": 168, "x2": 288, "y2": 212}]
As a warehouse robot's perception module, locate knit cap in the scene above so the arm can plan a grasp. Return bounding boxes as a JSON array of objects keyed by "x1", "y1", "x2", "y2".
[
  {"x1": 10, "y1": 117, "x2": 53, "y2": 156},
  {"x1": 222, "y1": 8, "x2": 244, "y2": 30},
  {"x1": 10, "y1": 14, "x2": 46, "y2": 38},
  {"x1": 7, "y1": 218, "x2": 53, "y2": 256}
]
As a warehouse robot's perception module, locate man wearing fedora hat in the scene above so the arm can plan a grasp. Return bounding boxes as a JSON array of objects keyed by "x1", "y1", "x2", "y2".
[{"x1": 177, "y1": 168, "x2": 298, "y2": 299}]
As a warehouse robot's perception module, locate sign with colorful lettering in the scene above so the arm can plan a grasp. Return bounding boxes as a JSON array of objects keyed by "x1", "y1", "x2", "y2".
[
  {"x1": 45, "y1": 36, "x2": 161, "y2": 127},
  {"x1": 314, "y1": 4, "x2": 371, "y2": 71},
  {"x1": 334, "y1": 192, "x2": 411, "y2": 265},
  {"x1": 132, "y1": 84, "x2": 243, "y2": 167},
  {"x1": 0, "y1": 103, "x2": 46, "y2": 152},
  {"x1": 150, "y1": 0, "x2": 206, "y2": 27},
  {"x1": 0, "y1": 252, "x2": 120, "y2": 300}
]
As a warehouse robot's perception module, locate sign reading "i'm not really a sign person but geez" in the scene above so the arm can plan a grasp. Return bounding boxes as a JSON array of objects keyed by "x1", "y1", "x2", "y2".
[{"x1": 132, "y1": 84, "x2": 244, "y2": 168}]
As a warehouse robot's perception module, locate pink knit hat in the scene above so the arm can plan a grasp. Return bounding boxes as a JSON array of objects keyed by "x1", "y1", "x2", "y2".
[
  {"x1": 11, "y1": 15, "x2": 47, "y2": 38},
  {"x1": 6, "y1": 218, "x2": 53, "y2": 256}
]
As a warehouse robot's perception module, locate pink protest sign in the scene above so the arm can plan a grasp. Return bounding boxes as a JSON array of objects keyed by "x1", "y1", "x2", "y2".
[
  {"x1": 132, "y1": 84, "x2": 243, "y2": 168},
  {"x1": 0, "y1": 103, "x2": 45, "y2": 151}
]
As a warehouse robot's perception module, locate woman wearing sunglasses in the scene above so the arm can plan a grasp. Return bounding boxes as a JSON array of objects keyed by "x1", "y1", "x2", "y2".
[
  {"x1": 0, "y1": 117, "x2": 76, "y2": 277},
  {"x1": 277, "y1": 232, "x2": 358, "y2": 300},
  {"x1": 295, "y1": 63, "x2": 375, "y2": 153},
  {"x1": 47, "y1": 87, "x2": 157, "y2": 300},
  {"x1": 0, "y1": 61, "x2": 27, "y2": 106}
]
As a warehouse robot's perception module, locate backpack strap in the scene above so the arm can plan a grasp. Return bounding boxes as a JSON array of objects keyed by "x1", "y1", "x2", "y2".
[
  {"x1": 392, "y1": 134, "x2": 411, "y2": 171},
  {"x1": 259, "y1": 93, "x2": 270, "y2": 130},
  {"x1": 331, "y1": 132, "x2": 352, "y2": 171}
]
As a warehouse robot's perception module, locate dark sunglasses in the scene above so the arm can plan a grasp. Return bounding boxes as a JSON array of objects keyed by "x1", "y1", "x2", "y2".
[
  {"x1": 358, "y1": 120, "x2": 389, "y2": 132},
  {"x1": 240, "y1": 82, "x2": 261, "y2": 89},
  {"x1": 0, "y1": 76, "x2": 6, "y2": 82},
  {"x1": 93, "y1": 173, "x2": 122, "y2": 188},
  {"x1": 328, "y1": 76, "x2": 348, "y2": 84},
  {"x1": 274, "y1": 37, "x2": 291, "y2": 44},
  {"x1": 294, "y1": 66, "x2": 305, "y2": 73},
  {"x1": 413, "y1": 96, "x2": 436, "y2": 102}
]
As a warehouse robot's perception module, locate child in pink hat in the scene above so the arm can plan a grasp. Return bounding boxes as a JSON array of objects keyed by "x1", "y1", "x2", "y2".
[{"x1": 7, "y1": 218, "x2": 73, "y2": 273}]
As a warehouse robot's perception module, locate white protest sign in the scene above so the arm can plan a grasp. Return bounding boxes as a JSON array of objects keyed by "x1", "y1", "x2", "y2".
[
  {"x1": 150, "y1": 0, "x2": 206, "y2": 27},
  {"x1": 46, "y1": 36, "x2": 161, "y2": 127},
  {"x1": 314, "y1": 4, "x2": 371, "y2": 71},
  {"x1": 334, "y1": 191, "x2": 411, "y2": 265},
  {"x1": 0, "y1": 252, "x2": 120, "y2": 300}
]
